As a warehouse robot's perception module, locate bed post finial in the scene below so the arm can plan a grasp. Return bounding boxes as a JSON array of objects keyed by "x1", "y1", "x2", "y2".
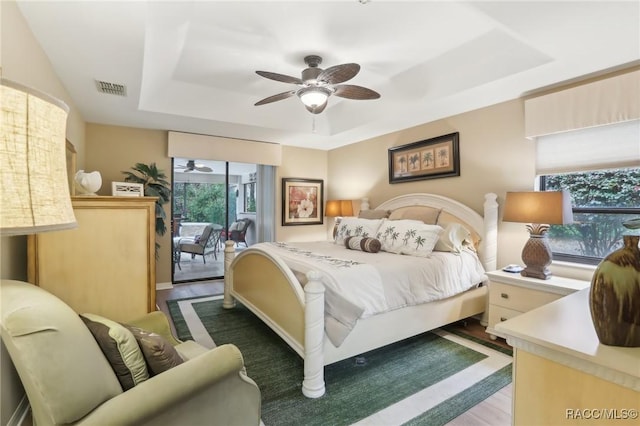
[
  {"x1": 222, "y1": 240, "x2": 237, "y2": 309},
  {"x1": 302, "y1": 271, "x2": 326, "y2": 398},
  {"x1": 360, "y1": 197, "x2": 370, "y2": 211}
]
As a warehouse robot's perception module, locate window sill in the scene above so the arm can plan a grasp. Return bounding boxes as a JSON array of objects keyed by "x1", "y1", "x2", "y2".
[{"x1": 551, "y1": 260, "x2": 596, "y2": 282}]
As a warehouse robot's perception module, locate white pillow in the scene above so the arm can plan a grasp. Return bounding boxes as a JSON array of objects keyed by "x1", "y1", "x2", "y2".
[
  {"x1": 335, "y1": 217, "x2": 385, "y2": 245},
  {"x1": 376, "y1": 219, "x2": 443, "y2": 257},
  {"x1": 434, "y1": 222, "x2": 473, "y2": 254}
]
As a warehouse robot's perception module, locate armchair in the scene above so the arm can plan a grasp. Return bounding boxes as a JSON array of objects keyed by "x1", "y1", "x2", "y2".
[
  {"x1": 178, "y1": 224, "x2": 221, "y2": 262},
  {"x1": 0, "y1": 280, "x2": 261, "y2": 426},
  {"x1": 221, "y1": 218, "x2": 251, "y2": 247}
]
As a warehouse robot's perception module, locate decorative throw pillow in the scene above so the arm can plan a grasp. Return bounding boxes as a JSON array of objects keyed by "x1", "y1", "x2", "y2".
[
  {"x1": 388, "y1": 206, "x2": 441, "y2": 224},
  {"x1": 434, "y1": 222, "x2": 473, "y2": 254},
  {"x1": 344, "y1": 236, "x2": 382, "y2": 253},
  {"x1": 124, "y1": 325, "x2": 184, "y2": 375},
  {"x1": 334, "y1": 217, "x2": 385, "y2": 245},
  {"x1": 437, "y1": 211, "x2": 481, "y2": 250},
  {"x1": 358, "y1": 209, "x2": 391, "y2": 220},
  {"x1": 376, "y1": 219, "x2": 443, "y2": 257},
  {"x1": 81, "y1": 314, "x2": 149, "y2": 390}
]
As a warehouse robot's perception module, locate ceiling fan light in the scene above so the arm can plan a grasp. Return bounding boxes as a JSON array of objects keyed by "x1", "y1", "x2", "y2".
[{"x1": 298, "y1": 87, "x2": 330, "y2": 108}]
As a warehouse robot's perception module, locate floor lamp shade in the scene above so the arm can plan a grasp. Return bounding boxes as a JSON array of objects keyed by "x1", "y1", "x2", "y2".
[
  {"x1": 1, "y1": 79, "x2": 76, "y2": 235},
  {"x1": 503, "y1": 191, "x2": 573, "y2": 279}
]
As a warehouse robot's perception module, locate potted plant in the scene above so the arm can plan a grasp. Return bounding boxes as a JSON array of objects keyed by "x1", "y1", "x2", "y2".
[{"x1": 122, "y1": 163, "x2": 171, "y2": 257}]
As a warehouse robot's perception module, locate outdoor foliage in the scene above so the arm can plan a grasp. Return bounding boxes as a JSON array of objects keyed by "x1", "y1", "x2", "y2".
[
  {"x1": 545, "y1": 168, "x2": 640, "y2": 259},
  {"x1": 173, "y1": 183, "x2": 237, "y2": 226}
]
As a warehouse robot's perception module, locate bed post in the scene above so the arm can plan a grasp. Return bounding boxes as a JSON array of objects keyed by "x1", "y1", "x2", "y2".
[
  {"x1": 302, "y1": 271, "x2": 326, "y2": 398},
  {"x1": 222, "y1": 240, "x2": 236, "y2": 309},
  {"x1": 482, "y1": 192, "x2": 499, "y2": 272}
]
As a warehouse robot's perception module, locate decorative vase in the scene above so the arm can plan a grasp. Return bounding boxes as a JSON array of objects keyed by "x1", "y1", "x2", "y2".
[
  {"x1": 589, "y1": 233, "x2": 640, "y2": 347},
  {"x1": 74, "y1": 170, "x2": 102, "y2": 195}
]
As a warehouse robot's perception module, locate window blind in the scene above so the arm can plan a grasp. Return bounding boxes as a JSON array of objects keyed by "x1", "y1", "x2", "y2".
[
  {"x1": 535, "y1": 119, "x2": 640, "y2": 175},
  {"x1": 525, "y1": 69, "x2": 640, "y2": 175}
]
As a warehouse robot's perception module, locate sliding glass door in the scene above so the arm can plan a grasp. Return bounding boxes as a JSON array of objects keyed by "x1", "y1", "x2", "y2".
[{"x1": 171, "y1": 159, "x2": 257, "y2": 283}]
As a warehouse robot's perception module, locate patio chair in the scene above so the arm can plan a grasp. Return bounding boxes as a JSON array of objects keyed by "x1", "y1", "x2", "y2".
[
  {"x1": 221, "y1": 218, "x2": 251, "y2": 247},
  {"x1": 178, "y1": 225, "x2": 220, "y2": 263}
]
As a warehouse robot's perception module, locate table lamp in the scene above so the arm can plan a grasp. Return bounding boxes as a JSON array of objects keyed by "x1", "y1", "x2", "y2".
[
  {"x1": 1, "y1": 79, "x2": 76, "y2": 236},
  {"x1": 325, "y1": 200, "x2": 354, "y2": 238},
  {"x1": 502, "y1": 191, "x2": 573, "y2": 279}
]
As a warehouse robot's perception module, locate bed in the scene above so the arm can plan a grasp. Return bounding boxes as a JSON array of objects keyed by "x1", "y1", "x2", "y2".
[{"x1": 222, "y1": 192, "x2": 498, "y2": 398}]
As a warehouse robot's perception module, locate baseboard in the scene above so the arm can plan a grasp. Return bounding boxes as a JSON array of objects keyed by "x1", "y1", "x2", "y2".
[
  {"x1": 156, "y1": 282, "x2": 174, "y2": 291},
  {"x1": 7, "y1": 395, "x2": 29, "y2": 426}
]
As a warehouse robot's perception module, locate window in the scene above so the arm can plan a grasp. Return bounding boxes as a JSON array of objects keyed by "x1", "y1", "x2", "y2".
[
  {"x1": 244, "y1": 182, "x2": 256, "y2": 213},
  {"x1": 540, "y1": 167, "x2": 640, "y2": 265}
]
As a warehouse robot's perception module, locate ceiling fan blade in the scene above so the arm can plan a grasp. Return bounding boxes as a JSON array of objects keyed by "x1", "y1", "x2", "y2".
[
  {"x1": 256, "y1": 71, "x2": 303, "y2": 85},
  {"x1": 317, "y1": 63, "x2": 360, "y2": 84},
  {"x1": 333, "y1": 85, "x2": 381, "y2": 100},
  {"x1": 255, "y1": 90, "x2": 296, "y2": 106},
  {"x1": 305, "y1": 102, "x2": 327, "y2": 114},
  {"x1": 195, "y1": 166, "x2": 213, "y2": 173}
]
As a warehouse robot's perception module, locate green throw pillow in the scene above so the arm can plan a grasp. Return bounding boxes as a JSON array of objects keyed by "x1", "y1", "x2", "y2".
[{"x1": 81, "y1": 313, "x2": 149, "y2": 390}]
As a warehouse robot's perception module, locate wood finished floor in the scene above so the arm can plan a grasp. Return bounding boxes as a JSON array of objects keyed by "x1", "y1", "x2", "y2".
[{"x1": 156, "y1": 281, "x2": 513, "y2": 425}]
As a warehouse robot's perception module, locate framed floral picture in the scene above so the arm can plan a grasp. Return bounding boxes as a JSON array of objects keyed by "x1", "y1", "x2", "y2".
[
  {"x1": 388, "y1": 132, "x2": 460, "y2": 183},
  {"x1": 282, "y1": 178, "x2": 324, "y2": 226}
]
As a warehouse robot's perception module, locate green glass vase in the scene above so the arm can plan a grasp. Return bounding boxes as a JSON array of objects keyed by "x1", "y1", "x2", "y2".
[{"x1": 589, "y1": 234, "x2": 640, "y2": 347}]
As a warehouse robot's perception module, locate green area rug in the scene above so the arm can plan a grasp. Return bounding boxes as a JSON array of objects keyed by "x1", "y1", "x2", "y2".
[{"x1": 167, "y1": 297, "x2": 512, "y2": 426}]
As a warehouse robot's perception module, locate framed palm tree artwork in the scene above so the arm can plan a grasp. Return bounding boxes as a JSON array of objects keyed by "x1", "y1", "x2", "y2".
[{"x1": 388, "y1": 132, "x2": 460, "y2": 183}]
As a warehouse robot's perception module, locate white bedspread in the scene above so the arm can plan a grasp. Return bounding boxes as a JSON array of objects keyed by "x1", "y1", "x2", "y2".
[{"x1": 253, "y1": 241, "x2": 487, "y2": 346}]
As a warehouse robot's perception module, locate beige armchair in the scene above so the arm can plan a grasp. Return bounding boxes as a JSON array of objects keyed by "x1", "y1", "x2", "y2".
[{"x1": 0, "y1": 280, "x2": 261, "y2": 426}]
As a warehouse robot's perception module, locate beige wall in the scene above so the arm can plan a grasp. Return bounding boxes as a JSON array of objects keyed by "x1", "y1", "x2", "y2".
[
  {"x1": 277, "y1": 146, "x2": 330, "y2": 242},
  {"x1": 328, "y1": 99, "x2": 536, "y2": 270}
]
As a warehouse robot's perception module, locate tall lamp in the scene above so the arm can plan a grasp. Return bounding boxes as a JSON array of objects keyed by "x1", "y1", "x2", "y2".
[
  {"x1": 1, "y1": 79, "x2": 76, "y2": 236},
  {"x1": 502, "y1": 191, "x2": 573, "y2": 280},
  {"x1": 325, "y1": 200, "x2": 354, "y2": 238}
]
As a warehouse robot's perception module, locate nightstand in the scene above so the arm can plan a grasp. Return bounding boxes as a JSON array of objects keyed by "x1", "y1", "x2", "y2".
[{"x1": 485, "y1": 269, "x2": 590, "y2": 340}]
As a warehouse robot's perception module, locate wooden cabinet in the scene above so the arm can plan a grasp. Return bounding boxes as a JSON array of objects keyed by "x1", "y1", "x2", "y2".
[
  {"x1": 496, "y1": 290, "x2": 639, "y2": 425},
  {"x1": 28, "y1": 196, "x2": 156, "y2": 322},
  {"x1": 486, "y1": 270, "x2": 590, "y2": 340}
]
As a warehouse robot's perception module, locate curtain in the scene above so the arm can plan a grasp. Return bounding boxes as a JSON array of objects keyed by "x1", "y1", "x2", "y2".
[{"x1": 256, "y1": 165, "x2": 276, "y2": 243}]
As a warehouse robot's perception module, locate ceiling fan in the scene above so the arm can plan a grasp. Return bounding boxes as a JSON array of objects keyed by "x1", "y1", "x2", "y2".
[
  {"x1": 254, "y1": 55, "x2": 381, "y2": 114},
  {"x1": 175, "y1": 160, "x2": 213, "y2": 173}
]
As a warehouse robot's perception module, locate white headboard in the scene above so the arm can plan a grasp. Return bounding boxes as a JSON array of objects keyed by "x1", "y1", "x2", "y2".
[{"x1": 369, "y1": 193, "x2": 498, "y2": 271}]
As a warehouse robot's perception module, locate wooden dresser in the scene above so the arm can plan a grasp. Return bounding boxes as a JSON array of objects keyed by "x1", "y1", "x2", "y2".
[
  {"x1": 28, "y1": 196, "x2": 156, "y2": 322},
  {"x1": 496, "y1": 289, "x2": 639, "y2": 425}
]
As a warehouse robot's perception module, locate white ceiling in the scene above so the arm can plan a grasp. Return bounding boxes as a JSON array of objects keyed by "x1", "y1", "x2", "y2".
[{"x1": 16, "y1": 1, "x2": 640, "y2": 150}]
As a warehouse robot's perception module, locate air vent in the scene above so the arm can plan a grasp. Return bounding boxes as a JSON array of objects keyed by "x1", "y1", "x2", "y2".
[{"x1": 95, "y1": 80, "x2": 127, "y2": 96}]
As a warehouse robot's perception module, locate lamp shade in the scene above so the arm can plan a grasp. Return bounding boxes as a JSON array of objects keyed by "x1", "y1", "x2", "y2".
[
  {"x1": 298, "y1": 87, "x2": 330, "y2": 108},
  {"x1": 1, "y1": 79, "x2": 76, "y2": 235},
  {"x1": 325, "y1": 200, "x2": 354, "y2": 217},
  {"x1": 503, "y1": 191, "x2": 573, "y2": 225}
]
